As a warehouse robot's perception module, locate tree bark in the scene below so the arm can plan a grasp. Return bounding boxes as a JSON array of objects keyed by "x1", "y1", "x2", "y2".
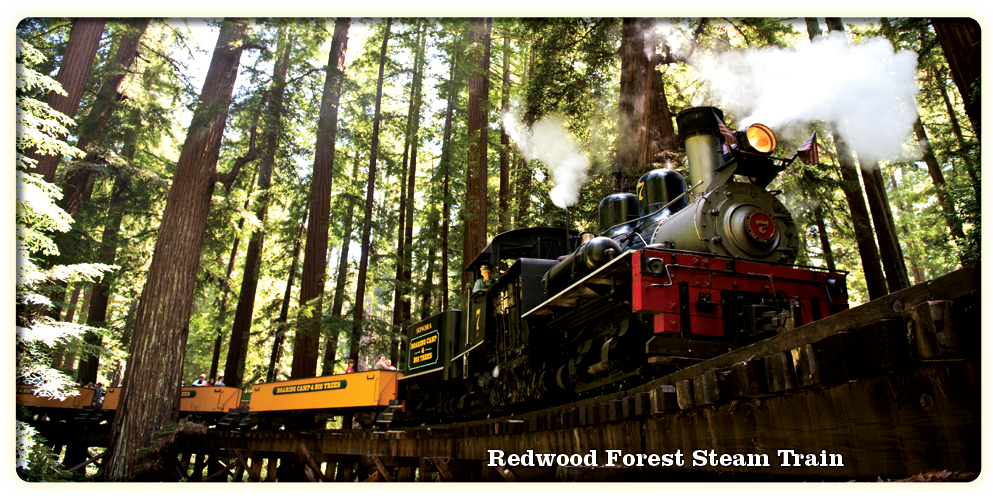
[
  {"x1": 25, "y1": 18, "x2": 106, "y2": 184},
  {"x1": 292, "y1": 17, "x2": 351, "y2": 379},
  {"x1": 225, "y1": 25, "x2": 293, "y2": 389},
  {"x1": 348, "y1": 18, "x2": 391, "y2": 367},
  {"x1": 617, "y1": 18, "x2": 678, "y2": 177},
  {"x1": 931, "y1": 18, "x2": 981, "y2": 135},
  {"x1": 105, "y1": 20, "x2": 249, "y2": 481},
  {"x1": 463, "y1": 17, "x2": 492, "y2": 289},
  {"x1": 61, "y1": 19, "x2": 148, "y2": 217}
]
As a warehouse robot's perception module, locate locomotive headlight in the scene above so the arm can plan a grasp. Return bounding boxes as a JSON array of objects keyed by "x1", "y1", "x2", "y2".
[{"x1": 744, "y1": 123, "x2": 776, "y2": 154}]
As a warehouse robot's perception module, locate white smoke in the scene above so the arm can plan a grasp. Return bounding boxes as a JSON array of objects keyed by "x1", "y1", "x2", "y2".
[
  {"x1": 504, "y1": 110, "x2": 590, "y2": 208},
  {"x1": 689, "y1": 31, "x2": 919, "y2": 162}
]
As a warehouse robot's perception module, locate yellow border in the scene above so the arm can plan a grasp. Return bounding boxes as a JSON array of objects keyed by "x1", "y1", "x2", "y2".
[{"x1": 0, "y1": 2, "x2": 993, "y2": 498}]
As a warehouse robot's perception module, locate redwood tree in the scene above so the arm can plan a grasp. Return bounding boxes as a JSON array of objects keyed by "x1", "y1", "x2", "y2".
[
  {"x1": 24, "y1": 17, "x2": 106, "y2": 184},
  {"x1": 931, "y1": 18, "x2": 980, "y2": 135},
  {"x1": 292, "y1": 17, "x2": 351, "y2": 379},
  {"x1": 105, "y1": 20, "x2": 250, "y2": 480},
  {"x1": 349, "y1": 18, "x2": 392, "y2": 367},
  {"x1": 462, "y1": 17, "x2": 492, "y2": 288},
  {"x1": 225, "y1": 25, "x2": 293, "y2": 389},
  {"x1": 617, "y1": 17, "x2": 678, "y2": 177},
  {"x1": 61, "y1": 19, "x2": 148, "y2": 217}
]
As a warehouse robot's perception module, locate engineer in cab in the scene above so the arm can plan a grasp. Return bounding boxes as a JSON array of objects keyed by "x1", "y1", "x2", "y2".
[{"x1": 472, "y1": 264, "x2": 494, "y2": 293}]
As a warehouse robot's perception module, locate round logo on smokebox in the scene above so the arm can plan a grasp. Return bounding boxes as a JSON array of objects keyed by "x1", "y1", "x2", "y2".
[{"x1": 744, "y1": 209, "x2": 776, "y2": 243}]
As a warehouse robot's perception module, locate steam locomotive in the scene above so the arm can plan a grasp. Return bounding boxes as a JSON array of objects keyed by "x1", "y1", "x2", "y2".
[
  {"x1": 17, "y1": 106, "x2": 849, "y2": 433},
  {"x1": 396, "y1": 106, "x2": 849, "y2": 424}
]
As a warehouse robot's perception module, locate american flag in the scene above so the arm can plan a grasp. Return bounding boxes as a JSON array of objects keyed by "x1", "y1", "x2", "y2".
[
  {"x1": 714, "y1": 111, "x2": 736, "y2": 147},
  {"x1": 797, "y1": 132, "x2": 819, "y2": 165}
]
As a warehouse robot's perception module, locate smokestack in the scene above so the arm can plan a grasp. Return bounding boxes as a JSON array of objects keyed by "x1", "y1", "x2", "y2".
[{"x1": 676, "y1": 107, "x2": 725, "y2": 196}]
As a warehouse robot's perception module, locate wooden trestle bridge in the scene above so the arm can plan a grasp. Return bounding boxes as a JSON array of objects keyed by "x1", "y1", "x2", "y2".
[{"x1": 32, "y1": 264, "x2": 980, "y2": 482}]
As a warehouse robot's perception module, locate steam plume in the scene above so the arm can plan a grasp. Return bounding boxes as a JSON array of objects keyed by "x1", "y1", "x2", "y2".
[
  {"x1": 688, "y1": 31, "x2": 919, "y2": 162},
  {"x1": 504, "y1": 111, "x2": 590, "y2": 208}
]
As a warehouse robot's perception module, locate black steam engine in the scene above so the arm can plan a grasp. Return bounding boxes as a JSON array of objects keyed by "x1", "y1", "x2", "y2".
[{"x1": 396, "y1": 107, "x2": 849, "y2": 424}]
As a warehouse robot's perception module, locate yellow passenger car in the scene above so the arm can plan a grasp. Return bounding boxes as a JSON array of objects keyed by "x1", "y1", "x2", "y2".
[{"x1": 249, "y1": 370, "x2": 399, "y2": 412}]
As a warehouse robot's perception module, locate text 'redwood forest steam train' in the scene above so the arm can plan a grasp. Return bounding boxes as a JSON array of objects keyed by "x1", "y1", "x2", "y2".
[
  {"x1": 395, "y1": 106, "x2": 848, "y2": 424},
  {"x1": 17, "y1": 107, "x2": 848, "y2": 431}
]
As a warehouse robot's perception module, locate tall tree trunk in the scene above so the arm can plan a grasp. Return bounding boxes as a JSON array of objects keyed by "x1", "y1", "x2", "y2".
[
  {"x1": 25, "y1": 18, "x2": 106, "y2": 183},
  {"x1": 617, "y1": 17, "x2": 678, "y2": 177},
  {"x1": 348, "y1": 18, "x2": 391, "y2": 368},
  {"x1": 392, "y1": 21, "x2": 426, "y2": 358},
  {"x1": 268, "y1": 208, "x2": 307, "y2": 382},
  {"x1": 859, "y1": 159, "x2": 910, "y2": 292},
  {"x1": 105, "y1": 20, "x2": 249, "y2": 481},
  {"x1": 912, "y1": 116, "x2": 967, "y2": 241},
  {"x1": 438, "y1": 35, "x2": 461, "y2": 312},
  {"x1": 819, "y1": 18, "x2": 888, "y2": 300},
  {"x1": 225, "y1": 25, "x2": 293, "y2": 389},
  {"x1": 323, "y1": 151, "x2": 361, "y2": 376},
  {"x1": 515, "y1": 156, "x2": 531, "y2": 225},
  {"x1": 292, "y1": 17, "x2": 351, "y2": 379},
  {"x1": 75, "y1": 167, "x2": 131, "y2": 385},
  {"x1": 934, "y1": 68, "x2": 979, "y2": 186},
  {"x1": 419, "y1": 210, "x2": 440, "y2": 319},
  {"x1": 931, "y1": 18, "x2": 981, "y2": 135},
  {"x1": 61, "y1": 19, "x2": 148, "y2": 217},
  {"x1": 498, "y1": 31, "x2": 512, "y2": 233},
  {"x1": 210, "y1": 169, "x2": 257, "y2": 381},
  {"x1": 810, "y1": 197, "x2": 836, "y2": 270},
  {"x1": 827, "y1": 133, "x2": 887, "y2": 299},
  {"x1": 463, "y1": 17, "x2": 492, "y2": 289},
  {"x1": 397, "y1": 25, "x2": 428, "y2": 364},
  {"x1": 890, "y1": 171, "x2": 925, "y2": 285},
  {"x1": 63, "y1": 284, "x2": 83, "y2": 322}
]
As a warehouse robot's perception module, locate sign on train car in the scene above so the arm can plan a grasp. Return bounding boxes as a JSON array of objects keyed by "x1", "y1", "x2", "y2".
[
  {"x1": 16, "y1": 385, "x2": 92, "y2": 409},
  {"x1": 249, "y1": 371, "x2": 400, "y2": 413},
  {"x1": 179, "y1": 386, "x2": 243, "y2": 413}
]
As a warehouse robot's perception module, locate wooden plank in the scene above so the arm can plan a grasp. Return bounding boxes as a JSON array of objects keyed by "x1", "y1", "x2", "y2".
[
  {"x1": 249, "y1": 457, "x2": 264, "y2": 482},
  {"x1": 324, "y1": 460, "x2": 336, "y2": 481},
  {"x1": 427, "y1": 457, "x2": 455, "y2": 481},
  {"x1": 297, "y1": 443, "x2": 328, "y2": 481},
  {"x1": 417, "y1": 458, "x2": 430, "y2": 482},
  {"x1": 641, "y1": 360, "x2": 979, "y2": 479},
  {"x1": 362, "y1": 470, "x2": 380, "y2": 482},
  {"x1": 675, "y1": 379, "x2": 695, "y2": 409},
  {"x1": 232, "y1": 449, "x2": 253, "y2": 481},
  {"x1": 205, "y1": 459, "x2": 237, "y2": 481},
  {"x1": 369, "y1": 454, "x2": 394, "y2": 482},
  {"x1": 303, "y1": 464, "x2": 317, "y2": 482},
  {"x1": 266, "y1": 457, "x2": 278, "y2": 482},
  {"x1": 397, "y1": 466, "x2": 413, "y2": 482}
]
